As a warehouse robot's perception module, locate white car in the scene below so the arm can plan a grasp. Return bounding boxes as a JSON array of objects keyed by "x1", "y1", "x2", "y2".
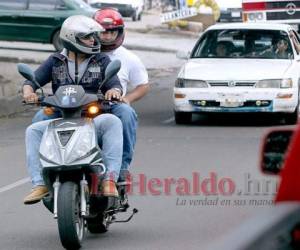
[{"x1": 174, "y1": 23, "x2": 300, "y2": 124}]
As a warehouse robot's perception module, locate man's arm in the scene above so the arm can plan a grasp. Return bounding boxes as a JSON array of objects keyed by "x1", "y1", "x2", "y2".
[
  {"x1": 99, "y1": 54, "x2": 123, "y2": 100},
  {"x1": 122, "y1": 84, "x2": 150, "y2": 104},
  {"x1": 22, "y1": 55, "x2": 54, "y2": 103},
  {"x1": 22, "y1": 85, "x2": 39, "y2": 103},
  {"x1": 123, "y1": 51, "x2": 149, "y2": 104}
]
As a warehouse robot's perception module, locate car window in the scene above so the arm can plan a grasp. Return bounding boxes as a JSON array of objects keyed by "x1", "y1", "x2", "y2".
[
  {"x1": 191, "y1": 29, "x2": 294, "y2": 60},
  {"x1": 29, "y1": 0, "x2": 56, "y2": 10},
  {"x1": 55, "y1": 0, "x2": 68, "y2": 10},
  {"x1": 71, "y1": 0, "x2": 92, "y2": 9},
  {"x1": 0, "y1": 0, "x2": 27, "y2": 10}
]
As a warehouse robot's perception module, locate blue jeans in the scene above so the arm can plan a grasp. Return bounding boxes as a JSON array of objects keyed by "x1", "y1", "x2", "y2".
[
  {"x1": 26, "y1": 114, "x2": 123, "y2": 187},
  {"x1": 32, "y1": 103, "x2": 137, "y2": 180}
]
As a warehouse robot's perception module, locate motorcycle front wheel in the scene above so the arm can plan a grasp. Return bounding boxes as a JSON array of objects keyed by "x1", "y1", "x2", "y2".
[{"x1": 57, "y1": 181, "x2": 84, "y2": 250}]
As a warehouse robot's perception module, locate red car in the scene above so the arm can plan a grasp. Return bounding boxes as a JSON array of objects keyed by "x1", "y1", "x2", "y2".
[{"x1": 208, "y1": 126, "x2": 300, "y2": 249}]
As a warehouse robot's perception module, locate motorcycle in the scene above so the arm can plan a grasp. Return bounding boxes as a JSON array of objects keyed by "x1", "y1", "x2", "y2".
[{"x1": 18, "y1": 61, "x2": 138, "y2": 250}]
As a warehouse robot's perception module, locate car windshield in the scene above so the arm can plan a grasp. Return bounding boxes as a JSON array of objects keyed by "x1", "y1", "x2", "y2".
[
  {"x1": 71, "y1": 0, "x2": 92, "y2": 9},
  {"x1": 191, "y1": 29, "x2": 294, "y2": 60}
]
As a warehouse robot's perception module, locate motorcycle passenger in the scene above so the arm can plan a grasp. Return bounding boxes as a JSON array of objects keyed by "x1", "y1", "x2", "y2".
[
  {"x1": 94, "y1": 8, "x2": 150, "y2": 182},
  {"x1": 22, "y1": 15, "x2": 123, "y2": 204}
]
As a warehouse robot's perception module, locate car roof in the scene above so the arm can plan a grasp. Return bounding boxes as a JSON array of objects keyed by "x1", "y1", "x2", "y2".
[{"x1": 207, "y1": 22, "x2": 293, "y2": 31}]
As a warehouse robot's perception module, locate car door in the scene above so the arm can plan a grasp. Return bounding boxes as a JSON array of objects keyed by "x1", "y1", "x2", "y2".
[
  {"x1": 0, "y1": 0, "x2": 27, "y2": 41},
  {"x1": 22, "y1": 0, "x2": 66, "y2": 43}
]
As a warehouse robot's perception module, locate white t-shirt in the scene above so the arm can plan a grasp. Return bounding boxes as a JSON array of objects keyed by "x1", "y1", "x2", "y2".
[{"x1": 104, "y1": 46, "x2": 148, "y2": 95}]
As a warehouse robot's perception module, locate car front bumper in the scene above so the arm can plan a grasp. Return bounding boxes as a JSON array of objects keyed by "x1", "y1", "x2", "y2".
[{"x1": 174, "y1": 87, "x2": 298, "y2": 113}]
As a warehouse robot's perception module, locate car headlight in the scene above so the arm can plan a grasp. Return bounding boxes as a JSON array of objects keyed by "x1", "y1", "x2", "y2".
[
  {"x1": 280, "y1": 79, "x2": 293, "y2": 88},
  {"x1": 255, "y1": 79, "x2": 293, "y2": 88},
  {"x1": 246, "y1": 12, "x2": 265, "y2": 21},
  {"x1": 248, "y1": 13, "x2": 256, "y2": 21},
  {"x1": 175, "y1": 78, "x2": 208, "y2": 88}
]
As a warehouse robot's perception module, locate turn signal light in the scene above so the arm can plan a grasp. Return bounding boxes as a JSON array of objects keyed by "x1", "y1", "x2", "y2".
[
  {"x1": 174, "y1": 93, "x2": 186, "y2": 99},
  {"x1": 88, "y1": 105, "x2": 100, "y2": 115},
  {"x1": 43, "y1": 107, "x2": 55, "y2": 116},
  {"x1": 276, "y1": 94, "x2": 293, "y2": 99}
]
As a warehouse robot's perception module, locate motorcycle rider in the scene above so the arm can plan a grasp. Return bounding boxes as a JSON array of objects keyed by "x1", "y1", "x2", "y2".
[
  {"x1": 23, "y1": 15, "x2": 123, "y2": 204},
  {"x1": 94, "y1": 8, "x2": 150, "y2": 182}
]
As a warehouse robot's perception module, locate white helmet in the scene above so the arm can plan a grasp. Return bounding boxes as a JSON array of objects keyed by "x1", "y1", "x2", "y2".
[{"x1": 60, "y1": 15, "x2": 104, "y2": 54}]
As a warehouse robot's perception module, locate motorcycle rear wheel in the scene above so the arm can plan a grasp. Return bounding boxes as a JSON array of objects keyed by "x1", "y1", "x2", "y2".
[
  {"x1": 86, "y1": 213, "x2": 108, "y2": 234},
  {"x1": 57, "y1": 182, "x2": 84, "y2": 250}
]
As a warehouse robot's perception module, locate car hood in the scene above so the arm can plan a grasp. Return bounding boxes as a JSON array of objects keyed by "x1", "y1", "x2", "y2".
[{"x1": 181, "y1": 59, "x2": 293, "y2": 80}]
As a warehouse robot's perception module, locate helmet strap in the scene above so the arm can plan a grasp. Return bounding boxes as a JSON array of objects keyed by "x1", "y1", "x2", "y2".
[{"x1": 75, "y1": 53, "x2": 79, "y2": 85}]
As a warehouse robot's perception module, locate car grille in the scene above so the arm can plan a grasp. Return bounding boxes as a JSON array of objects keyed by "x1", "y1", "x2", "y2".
[
  {"x1": 208, "y1": 81, "x2": 256, "y2": 87},
  {"x1": 190, "y1": 100, "x2": 271, "y2": 108}
]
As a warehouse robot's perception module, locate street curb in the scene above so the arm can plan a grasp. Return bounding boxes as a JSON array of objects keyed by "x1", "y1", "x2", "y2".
[
  {"x1": 124, "y1": 44, "x2": 177, "y2": 53},
  {"x1": 0, "y1": 56, "x2": 42, "y2": 64},
  {"x1": 127, "y1": 27, "x2": 200, "y2": 38},
  {"x1": 0, "y1": 44, "x2": 178, "y2": 66}
]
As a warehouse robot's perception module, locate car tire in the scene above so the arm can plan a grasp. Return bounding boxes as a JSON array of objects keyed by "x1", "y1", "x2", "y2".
[
  {"x1": 138, "y1": 13, "x2": 142, "y2": 21},
  {"x1": 132, "y1": 10, "x2": 138, "y2": 21},
  {"x1": 174, "y1": 111, "x2": 192, "y2": 124},
  {"x1": 52, "y1": 29, "x2": 63, "y2": 51}
]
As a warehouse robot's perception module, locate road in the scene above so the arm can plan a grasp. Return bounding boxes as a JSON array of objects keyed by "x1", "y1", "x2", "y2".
[{"x1": 0, "y1": 54, "x2": 279, "y2": 249}]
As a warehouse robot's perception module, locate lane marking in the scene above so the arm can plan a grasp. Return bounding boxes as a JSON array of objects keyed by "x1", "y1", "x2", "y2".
[
  {"x1": 162, "y1": 117, "x2": 175, "y2": 124},
  {"x1": 0, "y1": 177, "x2": 30, "y2": 194}
]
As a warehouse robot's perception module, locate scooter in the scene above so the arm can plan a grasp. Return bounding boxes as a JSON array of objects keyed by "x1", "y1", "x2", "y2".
[{"x1": 18, "y1": 61, "x2": 138, "y2": 250}]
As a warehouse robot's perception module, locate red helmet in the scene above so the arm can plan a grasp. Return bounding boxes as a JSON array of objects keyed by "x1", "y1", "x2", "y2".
[{"x1": 94, "y1": 8, "x2": 125, "y2": 52}]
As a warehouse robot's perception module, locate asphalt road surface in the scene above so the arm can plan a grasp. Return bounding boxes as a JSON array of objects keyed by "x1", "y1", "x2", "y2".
[{"x1": 0, "y1": 66, "x2": 280, "y2": 250}]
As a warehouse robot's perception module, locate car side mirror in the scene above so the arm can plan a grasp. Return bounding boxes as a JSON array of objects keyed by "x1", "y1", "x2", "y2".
[
  {"x1": 260, "y1": 129, "x2": 294, "y2": 175},
  {"x1": 176, "y1": 50, "x2": 191, "y2": 60}
]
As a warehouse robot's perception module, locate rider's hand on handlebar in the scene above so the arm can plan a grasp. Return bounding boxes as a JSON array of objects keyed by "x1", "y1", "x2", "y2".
[
  {"x1": 105, "y1": 89, "x2": 121, "y2": 101},
  {"x1": 23, "y1": 92, "x2": 39, "y2": 103}
]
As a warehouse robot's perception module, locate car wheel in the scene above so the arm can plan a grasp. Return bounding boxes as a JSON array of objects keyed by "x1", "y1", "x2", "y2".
[
  {"x1": 52, "y1": 29, "x2": 63, "y2": 51},
  {"x1": 132, "y1": 10, "x2": 138, "y2": 21},
  {"x1": 138, "y1": 13, "x2": 142, "y2": 21},
  {"x1": 284, "y1": 106, "x2": 299, "y2": 125},
  {"x1": 174, "y1": 111, "x2": 192, "y2": 124}
]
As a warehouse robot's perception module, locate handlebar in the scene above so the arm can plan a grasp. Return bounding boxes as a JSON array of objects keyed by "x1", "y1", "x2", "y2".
[{"x1": 22, "y1": 96, "x2": 45, "y2": 105}]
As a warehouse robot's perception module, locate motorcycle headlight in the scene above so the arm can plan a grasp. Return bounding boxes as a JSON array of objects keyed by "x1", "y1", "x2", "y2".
[
  {"x1": 65, "y1": 124, "x2": 96, "y2": 164},
  {"x1": 255, "y1": 79, "x2": 293, "y2": 88},
  {"x1": 40, "y1": 131, "x2": 61, "y2": 164},
  {"x1": 175, "y1": 78, "x2": 208, "y2": 88}
]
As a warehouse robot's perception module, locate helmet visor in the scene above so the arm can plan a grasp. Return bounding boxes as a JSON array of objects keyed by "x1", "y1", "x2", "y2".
[
  {"x1": 75, "y1": 32, "x2": 101, "y2": 53},
  {"x1": 99, "y1": 30, "x2": 119, "y2": 45}
]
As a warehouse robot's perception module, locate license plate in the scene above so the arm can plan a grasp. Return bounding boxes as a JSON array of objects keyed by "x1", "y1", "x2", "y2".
[
  {"x1": 220, "y1": 99, "x2": 242, "y2": 107},
  {"x1": 219, "y1": 93, "x2": 244, "y2": 107},
  {"x1": 231, "y1": 11, "x2": 241, "y2": 17}
]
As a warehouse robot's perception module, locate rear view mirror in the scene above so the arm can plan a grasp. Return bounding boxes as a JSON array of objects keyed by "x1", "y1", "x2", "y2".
[
  {"x1": 104, "y1": 60, "x2": 121, "y2": 81},
  {"x1": 97, "y1": 60, "x2": 121, "y2": 92},
  {"x1": 17, "y1": 63, "x2": 35, "y2": 82},
  {"x1": 260, "y1": 129, "x2": 294, "y2": 174}
]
